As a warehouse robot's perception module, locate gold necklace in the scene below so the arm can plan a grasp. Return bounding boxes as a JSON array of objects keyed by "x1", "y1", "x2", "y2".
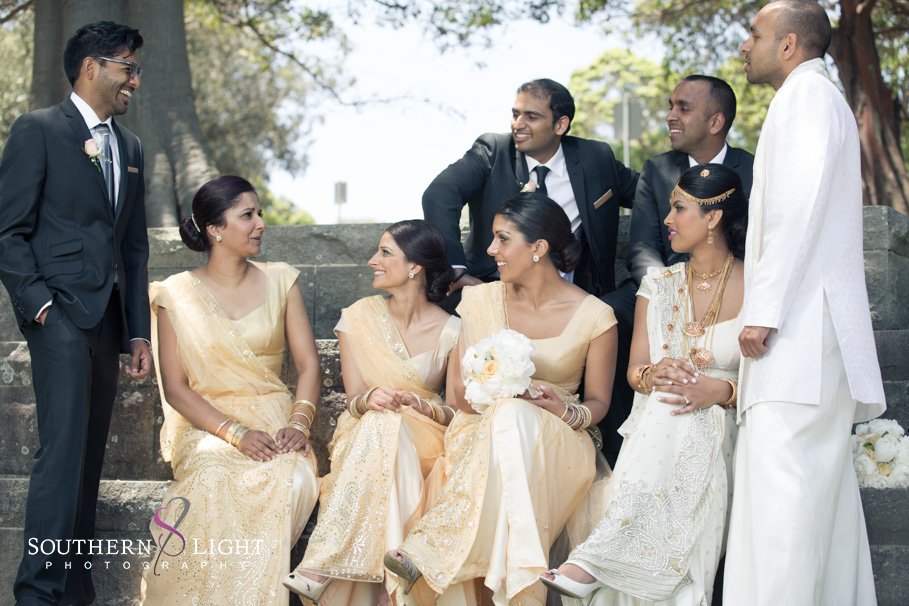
[
  {"x1": 680, "y1": 254, "x2": 734, "y2": 368},
  {"x1": 690, "y1": 256, "x2": 730, "y2": 294}
]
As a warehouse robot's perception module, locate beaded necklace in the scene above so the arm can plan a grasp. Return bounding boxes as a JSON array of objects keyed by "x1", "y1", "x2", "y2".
[{"x1": 667, "y1": 253, "x2": 734, "y2": 369}]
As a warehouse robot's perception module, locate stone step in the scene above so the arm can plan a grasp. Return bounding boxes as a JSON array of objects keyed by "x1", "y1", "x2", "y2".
[{"x1": 0, "y1": 477, "x2": 906, "y2": 605}]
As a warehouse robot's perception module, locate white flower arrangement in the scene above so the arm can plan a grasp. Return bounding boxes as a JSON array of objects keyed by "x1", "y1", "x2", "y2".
[
  {"x1": 461, "y1": 328, "x2": 538, "y2": 413},
  {"x1": 852, "y1": 418, "x2": 909, "y2": 488}
]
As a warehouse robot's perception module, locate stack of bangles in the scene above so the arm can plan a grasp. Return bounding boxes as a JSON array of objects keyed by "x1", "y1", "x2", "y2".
[
  {"x1": 634, "y1": 364, "x2": 655, "y2": 395},
  {"x1": 348, "y1": 387, "x2": 379, "y2": 418},
  {"x1": 408, "y1": 392, "x2": 450, "y2": 425},
  {"x1": 348, "y1": 388, "x2": 452, "y2": 424},
  {"x1": 214, "y1": 418, "x2": 250, "y2": 448},
  {"x1": 560, "y1": 401, "x2": 592, "y2": 430},
  {"x1": 288, "y1": 399, "x2": 316, "y2": 438}
]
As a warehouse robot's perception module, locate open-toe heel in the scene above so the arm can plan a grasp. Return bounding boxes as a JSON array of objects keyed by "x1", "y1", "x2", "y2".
[
  {"x1": 282, "y1": 570, "x2": 334, "y2": 604},
  {"x1": 383, "y1": 550, "x2": 422, "y2": 595},
  {"x1": 539, "y1": 567, "x2": 604, "y2": 599}
]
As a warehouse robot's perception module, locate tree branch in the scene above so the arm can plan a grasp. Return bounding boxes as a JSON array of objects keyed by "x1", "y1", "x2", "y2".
[{"x1": 0, "y1": 0, "x2": 33, "y2": 24}]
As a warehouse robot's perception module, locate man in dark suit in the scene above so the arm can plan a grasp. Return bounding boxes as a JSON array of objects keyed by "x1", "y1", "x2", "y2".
[
  {"x1": 628, "y1": 75, "x2": 754, "y2": 284},
  {"x1": 423, "y1": 78, "x2": 638, "y2": 300},
  {"x1": 0, "y1": 22, "x2": 150, "y2": 605}
]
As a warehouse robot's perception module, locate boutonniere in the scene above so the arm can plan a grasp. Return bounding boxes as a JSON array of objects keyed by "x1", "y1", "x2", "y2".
[
  {"x1": 83, "y1": 139, "x2": 102, "y2": 172},
  {"x1": 520, "y1": 179, "x2": 539, "y2": 193}
]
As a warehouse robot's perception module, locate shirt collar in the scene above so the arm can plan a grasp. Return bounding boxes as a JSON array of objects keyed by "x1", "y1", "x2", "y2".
[
  {"x1": 526, "y1": 144, "x2": 567, "y2": 178},
  {"x1": 688, "y1": 143, "x2": 728, "y2": 167},
  {"x1": 70, "y1": 91, "x2": 113, "y2": 130}
]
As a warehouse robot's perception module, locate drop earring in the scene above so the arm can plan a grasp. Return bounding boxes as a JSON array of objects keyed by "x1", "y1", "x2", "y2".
[{"x1": 707, "y1": 227, "x2": 714, "y2": 246}]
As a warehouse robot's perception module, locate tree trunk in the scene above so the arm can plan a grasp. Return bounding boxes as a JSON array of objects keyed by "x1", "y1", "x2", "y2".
[
  {"x1": 831, "y1": 0, "x2": 909, "y2": 213},
  {"x1": 30, "y1": 0, "x2": 218, "y2": 226}
]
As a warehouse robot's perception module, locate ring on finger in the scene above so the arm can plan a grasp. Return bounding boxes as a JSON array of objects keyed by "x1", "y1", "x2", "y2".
[{"x1": 684, "y1": 396, "x2": 690, "y2": 404}]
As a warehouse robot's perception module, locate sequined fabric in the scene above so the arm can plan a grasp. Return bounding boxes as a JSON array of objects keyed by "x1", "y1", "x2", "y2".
[
  {"x1": 140, "y1": 263, "x2": 319, "y2": 606},
  {"x1": 398, "y1": 282, "x2": 617, "y2": 605},
  {"x1": 298, "y1": 296, "x2": 459, "y2": 604},
  {"x1": 567, "y1": 264, "x2": 739, "y2": 605}
]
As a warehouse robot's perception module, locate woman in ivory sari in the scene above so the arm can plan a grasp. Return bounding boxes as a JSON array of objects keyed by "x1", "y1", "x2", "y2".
[
  {"x1": 541, "y1": 164, "x2": 748, "y2": 605},
  {"x1": 283, "y1": 219, "x2": 459, "y2": 605},
  {"x1": 384, "y1": 193, "x2": 618, "y2": 606},
  {"x1": 140, "y1": 176, "x2": 320, "y2": 606}
]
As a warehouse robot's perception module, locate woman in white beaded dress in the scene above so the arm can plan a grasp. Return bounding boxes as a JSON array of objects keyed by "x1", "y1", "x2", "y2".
[
  {"x1": 141, "y1": 176, "x2": 321, "y2": 605},
  {"x1": 541, "y1": 164, "x2": 748, "y2": 605},
  {"x1": 283, "y1": 219, "x2": 459, "y2": 605}
]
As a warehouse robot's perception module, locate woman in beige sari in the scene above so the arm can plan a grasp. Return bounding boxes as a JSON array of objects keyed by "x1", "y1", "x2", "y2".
[
  {"x1": 284, "y1": 219, "x2": 459, "y2": 605},
  {"x1": 541, "y1": 164, "x2": 748, "y2": 605},
  {"x1": 140, "y1": 176, "x2": 320, "y2": 606},
  {"x1": 384, "y1": 194, "x2": 618, "y2": 606}
]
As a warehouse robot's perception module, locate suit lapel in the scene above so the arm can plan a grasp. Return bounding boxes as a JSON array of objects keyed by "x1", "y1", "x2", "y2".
[
  {"x1": 61, "y1": 98, "x2": 114, "y2": 219},
  {"x1": 112, "y1": 120, "x2": 128, "y2": 223},
  {"x1": 563, "y1": 140, "x2": 588, "y2": 229},
  {"x1": 511, "y1": 139, "x2": 529, "y2": 187}
]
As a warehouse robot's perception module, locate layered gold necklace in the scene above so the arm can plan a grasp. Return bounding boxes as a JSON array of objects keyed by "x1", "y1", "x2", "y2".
[{"x1": 671, "y1": 253, "x2": 734, "y2": 368}]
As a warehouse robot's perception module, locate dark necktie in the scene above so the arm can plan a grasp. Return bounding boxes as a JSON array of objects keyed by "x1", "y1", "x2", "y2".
[
  {"x1": 95, "y1": 124, "x2": 115, "y2": 208},
  {"x1": 534, "y1": 165, "x2": 550, "y2": 196}
]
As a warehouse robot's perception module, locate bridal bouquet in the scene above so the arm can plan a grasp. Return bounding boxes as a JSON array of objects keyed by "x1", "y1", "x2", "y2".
[
  {"x1": 462, "y1": 329, "x2": 537, "y2": 413},
  {"x1": 852, "y1": 418, "x2": 909, "y2": 488}
]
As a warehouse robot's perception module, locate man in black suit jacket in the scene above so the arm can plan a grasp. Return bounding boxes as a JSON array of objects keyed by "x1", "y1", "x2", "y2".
[
  {"x1": 0, "y1": 22, "x2": 150, "y2": 605},
  {"x1": 423, "y1": 78, "x2": 638, "y2": 299},
  {"x1": 628, "y1": 75, "x2": 755, "y2": 284}
]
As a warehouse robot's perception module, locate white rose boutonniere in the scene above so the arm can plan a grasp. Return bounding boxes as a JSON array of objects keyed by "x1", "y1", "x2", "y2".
[
  {"x1": 84, "y1": 139, "x2": 102, "y2": 172},
  {"x1": 852, "y1": 418, "x2": 909, "y2": 488},
  {"x1": 461, "y1": 328, "x2": 538, "y2": 413},
  {"x1": 520, "y1": 179, "x2": 539, "y2": 193}
]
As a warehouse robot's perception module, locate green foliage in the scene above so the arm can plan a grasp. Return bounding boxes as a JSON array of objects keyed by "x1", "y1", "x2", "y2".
[
  {"x1": 186, "y1": 0, "x2": 346, "y2": 180},
  {"x1": 0, "y1": 12, "x2": 32, "y2": 155},
  {"x1": 569, "y1": 49, "x2": 674, "y2": 169},
  {"x1": 259, "y1": 190, "x2": 315, "y2": 225},
  {"x1": 569, "y1": 49, "x2": 773, "y2": 168}
]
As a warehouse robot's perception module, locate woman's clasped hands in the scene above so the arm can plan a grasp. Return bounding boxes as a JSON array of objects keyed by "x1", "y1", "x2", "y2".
[
  {"x1": 649, "y1": 357, "x2": 730, "y2": 415},
  {"x1": 362, "y1": 387, "x2": 438, "y2": 419}
]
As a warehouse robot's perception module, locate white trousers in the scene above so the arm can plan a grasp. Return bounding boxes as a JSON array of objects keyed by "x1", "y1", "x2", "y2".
[{"x1": 724, "y1": 309, "x2": 876, "y2": 606}]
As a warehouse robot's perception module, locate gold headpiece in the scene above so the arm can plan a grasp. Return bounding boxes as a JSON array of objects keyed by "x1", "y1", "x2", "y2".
[
  {"x1": 700, "y1": 168, "x2": 710, "y2": 178},
  {"x1": 671, "y1": 185, "x2": 736, "y2": 206}
]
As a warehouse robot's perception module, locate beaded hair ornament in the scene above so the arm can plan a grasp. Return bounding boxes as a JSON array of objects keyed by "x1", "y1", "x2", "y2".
[{"x1": 670, "y1": 168, "x2": 736, "y2": 206}]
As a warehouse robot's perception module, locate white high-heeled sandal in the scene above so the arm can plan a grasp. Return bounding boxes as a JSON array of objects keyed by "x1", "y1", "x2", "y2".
[
  {"x1": 282, "y1": 570, "x2": 334, "y2": 604},
  {"x1": 539, "y1": 565, "x2": 604, "y2": 599}
]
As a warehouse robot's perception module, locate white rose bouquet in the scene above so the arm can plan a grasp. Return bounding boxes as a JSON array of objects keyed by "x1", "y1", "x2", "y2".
[
  {"x1": 852, "y1": 418, "x2": 909, "y2": 488},
  {"x1": 462, "y1": 329, "x2": 538, "y2": 413}
]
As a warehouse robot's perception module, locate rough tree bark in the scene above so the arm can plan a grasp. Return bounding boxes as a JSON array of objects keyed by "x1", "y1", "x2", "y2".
[
  {"x1": 832, "y1": 0, "x2": 909, "y2": 213},
  {"x1": 30, "y1": 0, "x2": 218, "y2": 226}
]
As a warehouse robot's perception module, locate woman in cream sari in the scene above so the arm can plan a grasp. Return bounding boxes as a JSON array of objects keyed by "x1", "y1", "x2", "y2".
[
  {"x1": 384, "y1": 194, "x2": 618, "y2": 606},
  {"x1": 141, "y1": 176, "x2": 320, "y2": 606},
  {"x1": 284, "y1": 219, "x2": 459, "y2": 605},
  {"x1": 542, "y1": 164, "x2": 748, "y2": 605}
]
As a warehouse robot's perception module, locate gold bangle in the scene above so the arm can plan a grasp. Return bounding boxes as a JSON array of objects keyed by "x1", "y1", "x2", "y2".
[
  {"x1": 288, "y1": 421, "x2": 311, "y2": 437},
  {"x1": 214, "y1": 418, "x2": 232, "y2": 438},
  {"x1": 290, "y1": 410, "x2": 314, "y2": 425},
  {"x1": 293, "y1": 399, "x2": 316, "y2": 410},
  {"x1": 635, "y1": 364, "x2": 654, "y2": 395},
  {"x1": 720, "y1": 379, "x2": 737, "y2": 409}
]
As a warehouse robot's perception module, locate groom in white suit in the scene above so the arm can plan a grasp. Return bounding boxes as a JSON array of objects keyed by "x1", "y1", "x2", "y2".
[{"x1": 725, "y1": 2, "x2": 887, "y2": 605}]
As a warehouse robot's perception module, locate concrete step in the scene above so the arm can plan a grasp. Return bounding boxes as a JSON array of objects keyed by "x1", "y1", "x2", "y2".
[{"x1": 1, "y1": 477, "x2": 906, "y2": 605}]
